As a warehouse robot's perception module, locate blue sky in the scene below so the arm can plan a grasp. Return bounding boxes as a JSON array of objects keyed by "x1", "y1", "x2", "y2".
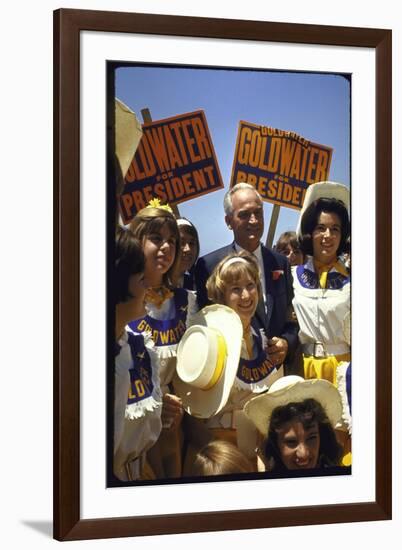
[{"x1": 115, "y1": 65, "x2": 350, "y2": 256}]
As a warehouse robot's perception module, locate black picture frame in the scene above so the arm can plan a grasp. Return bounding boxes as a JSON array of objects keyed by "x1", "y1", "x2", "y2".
[{"x1": 54, "y1": 8, "x2": 392, "y2": 541}]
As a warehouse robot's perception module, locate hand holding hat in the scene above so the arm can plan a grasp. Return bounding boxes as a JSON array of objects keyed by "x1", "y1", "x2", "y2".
[{"x1": 173, "y1": 304, "x2": 243, "y2": 418}]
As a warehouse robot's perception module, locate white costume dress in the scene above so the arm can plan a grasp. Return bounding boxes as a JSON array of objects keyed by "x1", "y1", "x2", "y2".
[
  {"x1": 127, "y1": 288, "x2": 198, "y2": 392},
  {"x1": 126, "y1": 288, "x2": 198, "y2": 478},
  {"x1": 114, "y1": 330, "x2": 162, "y2": 481},
  {"x1": 292, "y1": 257, "x2": 350, "y2": 385}
]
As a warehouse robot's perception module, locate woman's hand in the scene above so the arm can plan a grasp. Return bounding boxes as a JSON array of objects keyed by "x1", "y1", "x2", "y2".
[
  {"x1": 267, "y1": 337, "x2": 288, "y2": 366},
  {"x1": 161, "y1": 393, "x2": 184, "y2": 430}
]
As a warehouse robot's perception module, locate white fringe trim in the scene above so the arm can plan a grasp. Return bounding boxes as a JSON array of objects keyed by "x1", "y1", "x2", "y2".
[
  {"x1": 336, "y1": 362, "x2": 352, "y2": 435},
  {"x1": 125, "y1": 395, "x2": 162, "y2": 420},
  {"x1": 154, "y1": 342, "x2": 179, "y2": 359},
  {"x1": 123, "y1": 329, "x2": 163, "y2": 419}
]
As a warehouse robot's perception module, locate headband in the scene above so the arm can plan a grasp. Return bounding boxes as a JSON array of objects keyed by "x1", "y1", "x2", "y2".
[
  {"x1": 177, "y1": 219, "x2": 194, "y2": 228},
  {"x1": 221, "y1": 257, "x2": 250, "y2": 272}
]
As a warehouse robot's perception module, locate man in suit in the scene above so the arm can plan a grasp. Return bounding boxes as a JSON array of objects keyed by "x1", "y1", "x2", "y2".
[{"x1": 194, "y1": 182, "x2": 298, "y2": 366}]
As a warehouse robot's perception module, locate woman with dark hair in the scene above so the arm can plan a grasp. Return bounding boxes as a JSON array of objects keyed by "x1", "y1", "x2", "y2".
[
  {"x1": 274, "y1": 231, "x2": 304, "y2": 267},
  {"x1": 127, "y1": 203, "x2": 198, "y2": 477},
  {"x1": 245, "y1": 376, "x2": 343, "y2": 472},
  {"x1": 176, "y1": 218, "x2": 200, "y2": 290},
  {"x1": 114, "y1": 227, "x2": 162, "y2": 481},
  {"x1": 293, "y1": 181, "x2": 351, "y2": 385}
]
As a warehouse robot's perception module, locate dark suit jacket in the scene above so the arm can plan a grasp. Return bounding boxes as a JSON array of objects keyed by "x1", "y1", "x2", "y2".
[{"x1": 194, "y1": 242, "x2": 298, "y2": 355}]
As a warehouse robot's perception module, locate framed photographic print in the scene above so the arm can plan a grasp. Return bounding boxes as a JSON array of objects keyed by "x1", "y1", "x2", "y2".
[{"x1": 54, "y1": 8, "x2": 392, "y2": 541}]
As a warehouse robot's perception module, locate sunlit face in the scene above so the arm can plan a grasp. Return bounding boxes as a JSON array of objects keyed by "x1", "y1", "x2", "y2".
[
  {"x1": 225, "y1": 189, "x2": 264, "y2": 253},
  {"x1": 276, "y1": 420, "x2": 320, "y2": 470},
  {"x1": 142, "y1": 224, "x2": 177, "y2": 285},
  {"x1": 278, "y1": 245, "x2": 304, "y2": 266},
  {"x1": 127, "y1": 272, "x2": 147, "y2": 319},
  {"x1": 223, "y1": 273, "x2": 259, "y2": 324},
  {"x1": 312, "y1": 211, "x2": 342, "y2": 265},
  {"x1": 179, "y1": 228, "x2": 198, "y2": 274}
]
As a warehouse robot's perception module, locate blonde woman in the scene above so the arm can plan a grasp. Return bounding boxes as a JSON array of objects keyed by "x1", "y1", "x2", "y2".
[{"x1": 176, "y1": 253, "x2": 283, "y2": 472}]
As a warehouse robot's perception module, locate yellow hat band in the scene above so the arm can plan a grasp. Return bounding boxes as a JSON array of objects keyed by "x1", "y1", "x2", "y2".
[{"x1": 202, "y1": 332, "x2": 228, "y2": 391}]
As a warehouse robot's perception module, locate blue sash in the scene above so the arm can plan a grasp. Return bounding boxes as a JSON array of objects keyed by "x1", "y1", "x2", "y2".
[
  {"x1": 296, "y1": 264, "x2": 350, "y2": 290},
  {"x1": 128, "y1": 288, "x2": 188, "y2": 347},
  {"x1": 236, "y1": 330, "x2": 276, "y2": 386},
  {"x1": 125, "y1": 332, "x2": 155, "y2": 405},
  {"x1": 346, "y1": 362, "x2": 352, "y2": 413}
]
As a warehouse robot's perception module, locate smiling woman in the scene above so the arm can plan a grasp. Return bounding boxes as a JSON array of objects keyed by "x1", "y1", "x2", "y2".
[
  {"x1": 245, "y1": 376, "x2": 344, "y2": 472},
  {"x1": 126, "y1": 205, "x2": 199, "y2": 478},
  {"x1": 293, "y1": 182, "x2": 351, "y2": 386},
  {"x1": 176, "y1": 253, "x2": 284, "y2": 470}
]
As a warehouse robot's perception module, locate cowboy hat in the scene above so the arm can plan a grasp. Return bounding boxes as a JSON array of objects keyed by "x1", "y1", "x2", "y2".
[
  {"x1": 244, "y1": 375, "x2": 342, "y2": 436},
  {"x1": 115, "y1": 98, "x2": 143, "y2": 178},
  {"x1": 173, "y1": 304, "x2": 243, "y2": 418},
  {"x1": 296, "y1": 181, "x2": 350, "y2": 238}
]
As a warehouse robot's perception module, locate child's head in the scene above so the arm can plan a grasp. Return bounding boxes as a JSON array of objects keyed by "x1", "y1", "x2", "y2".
[
  {"x1": 191, "y1": 440, "x2": 255, "y2": 476},
  {"x1": 129, "y1": 206, "x2": 181, "y2": 287}
]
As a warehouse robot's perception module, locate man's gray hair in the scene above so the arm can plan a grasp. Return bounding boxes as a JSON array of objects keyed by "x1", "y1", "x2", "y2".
[{"x1": 223, "y1": 182, "x2": 262, "y2": 216}]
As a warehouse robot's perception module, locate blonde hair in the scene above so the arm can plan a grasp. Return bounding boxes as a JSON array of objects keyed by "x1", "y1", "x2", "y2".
[
  {"x1": 129, "y1": 207, "x2": 181, "y2": 287},
  {"x1": 206, "y1": 252, "x2": 262, "y2": 305},
  {"x1": 191, "y1": 440, "x2": 255, "y2": 476}
]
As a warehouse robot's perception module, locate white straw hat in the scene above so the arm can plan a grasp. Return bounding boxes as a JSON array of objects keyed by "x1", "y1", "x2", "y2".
[
  {"x1": 244, "y1": 375, "x2": 343, "y2": 436},
  {"x1": 173, "y1": 304, "x2": 243, "y2": 418},
  {"x1": 115, "y1": 98, "x2": 143, "y2": 178},
  {"x1": 296, "y1": 181, "x2": 350, "y2": 238}
]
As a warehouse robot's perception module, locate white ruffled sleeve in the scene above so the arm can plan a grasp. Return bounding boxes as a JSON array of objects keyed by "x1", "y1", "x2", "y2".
[{"x1": 114, "y1": 336, "x2": 131, "y2": 453}]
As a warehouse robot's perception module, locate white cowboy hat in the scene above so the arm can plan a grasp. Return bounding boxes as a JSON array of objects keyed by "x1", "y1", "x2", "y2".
[
  {"x1": 115, "y1": 98, "x2": 143, "y2": 178},
  {"x1": 296, "y1": 181, "x2": 350, "y2": 238},
  {"x1": 173, "y1": 304, "x2": 243, "y2": 418},
  {"x1": 244, "y1": 375, "x2": 342, "y2": 436}
]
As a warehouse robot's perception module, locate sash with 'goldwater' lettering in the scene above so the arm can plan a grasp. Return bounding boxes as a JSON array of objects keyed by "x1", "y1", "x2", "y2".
[
  {"x1": 296, "y1": 264, "x2": 350, "y2": 290},
  {"x1": 126, "y1": 332, "x2": 154, "y2": 405},
  {"x1": 115, "y1": 332, "x2": 161, "y2": 419},
  {"x1": 235, "y1": 330, "x2": 277, "y2": 392},
  {"x1": 128, "y1": 288, "x2": 189, "y2": 348}
]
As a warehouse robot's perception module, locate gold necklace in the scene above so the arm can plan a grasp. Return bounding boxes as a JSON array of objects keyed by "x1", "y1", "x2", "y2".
[{"x1": 145, "y1": 286, "x2": 174, "y2": 308}]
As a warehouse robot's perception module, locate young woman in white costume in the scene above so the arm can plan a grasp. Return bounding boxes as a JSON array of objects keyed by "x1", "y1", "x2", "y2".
[
  {"x1": 127, "y1": 203, "x2": 198, "y2": 477},
  {"x1": 114, "y1": 227, "x2": 162, "y2": 481},
  {"x1": 293, "y1": 181, "x2": 351, "y2": 385}
]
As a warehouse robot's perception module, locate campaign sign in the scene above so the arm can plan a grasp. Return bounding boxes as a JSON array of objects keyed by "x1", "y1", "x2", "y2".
[
  {"x1": 120, "y1": 110, "x2": 224, "y2": 222},
  {"x1": 230, "y1": 121, "x2": 333, "y2": 210}
]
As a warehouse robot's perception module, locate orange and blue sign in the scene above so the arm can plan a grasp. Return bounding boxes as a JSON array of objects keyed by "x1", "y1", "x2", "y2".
[
  {"x1": 120, "y1": 110, "x2": 224, "y2": 222},
  {"x1": 230, "y1": 121, "x2": 333, "y2": 210}
]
